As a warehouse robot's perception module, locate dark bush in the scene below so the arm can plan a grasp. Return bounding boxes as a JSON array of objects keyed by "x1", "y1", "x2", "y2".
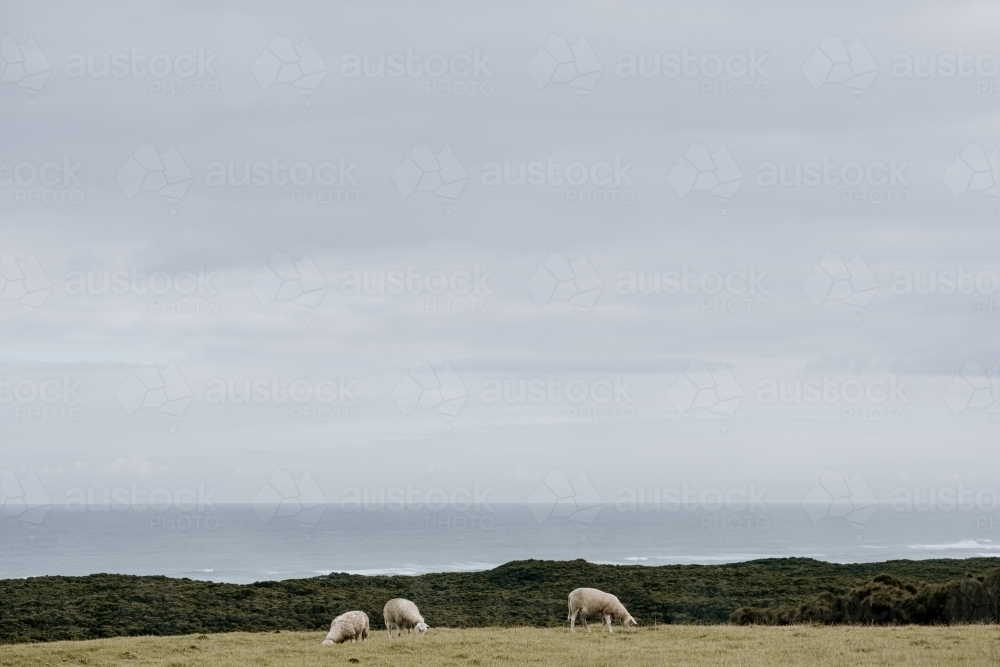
[
  {"x1": 730, "y1": 567, "x2": 1000, "y2": 625},
  {"x1": 4, "y1": 558, "x2": 1000, "y2": 643}
]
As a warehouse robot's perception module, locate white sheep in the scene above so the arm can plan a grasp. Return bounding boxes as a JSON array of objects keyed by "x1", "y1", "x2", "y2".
[
  {"x1": 383, "y1": 598, "x2": 429, "y2": 637},
  {"x1": 321, "y1": 610, "x2": 370, "y2": 645},
  {"x1": 568, "y1": 587, "x2": 638, "y2": 633}
]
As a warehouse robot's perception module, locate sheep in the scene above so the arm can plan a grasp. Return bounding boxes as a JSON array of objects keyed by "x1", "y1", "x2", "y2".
[
  {"x1": 383, "y1": 598, "x2": 429, "y2": 638},
  {"x1": 321, "y1": 610, "x2": 370, "y2": 645},
  {"x1": 568, "y1": 588, "x2": 638, "y2": 633}
]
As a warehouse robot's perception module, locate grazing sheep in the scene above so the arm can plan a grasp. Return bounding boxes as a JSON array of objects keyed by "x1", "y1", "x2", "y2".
[
  {"x1": 383, "y1": 598, "x2": 429, "y2": 637},
  {"x1": 321, "y1": 610, "x2": 370, "y2": 645},
  {"x1": 568, "y1": 588, "x2": 638, "y2": 633}
]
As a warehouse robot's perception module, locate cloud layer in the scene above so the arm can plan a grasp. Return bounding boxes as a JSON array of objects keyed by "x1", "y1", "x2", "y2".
[{"x1": 1, "y1": 1, "x2": 998, "y2": 511}]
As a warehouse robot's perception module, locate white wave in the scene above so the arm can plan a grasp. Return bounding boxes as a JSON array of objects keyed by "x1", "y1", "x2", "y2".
[
  {"x1": 597, "y1": 554, "x2": 827, "y2": 565},
  {"x1": 339, "y1": 561, "x2": 498, "y2": 577},
  {"x1": 910, "y1": 539, "x2": 1000, "y2": 551}
]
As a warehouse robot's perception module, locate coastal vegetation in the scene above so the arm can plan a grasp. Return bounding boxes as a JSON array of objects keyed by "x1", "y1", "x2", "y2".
[{"x1": 2, "y1": 558, "x2": 999, "y2": 644}]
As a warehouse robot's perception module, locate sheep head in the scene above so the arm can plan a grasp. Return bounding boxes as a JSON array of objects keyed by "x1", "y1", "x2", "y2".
[
  {"x1": 415, "y1": 622, "x2": 429, "y2": 635},
  {"x1": 322, "y1": 623, "x2": 344, "y2": 645}
]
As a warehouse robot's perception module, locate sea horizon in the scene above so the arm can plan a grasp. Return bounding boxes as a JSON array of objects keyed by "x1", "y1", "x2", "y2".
[{"x1": 3, "y1": 503, "x2": 997, "y2": 584}]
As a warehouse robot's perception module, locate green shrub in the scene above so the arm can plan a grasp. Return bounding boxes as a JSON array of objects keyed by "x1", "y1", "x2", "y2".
[
  {"x1": 4, "y1": 557, "x2": 1000, "y2": 643},
  {"x1": 730, "y1": 567, "x2": 1000, "y2": 625}
]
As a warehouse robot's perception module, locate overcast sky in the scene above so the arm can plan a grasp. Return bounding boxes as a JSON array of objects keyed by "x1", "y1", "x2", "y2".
[{"x1": 1, "y1": 1, "x2": 998, "y2": 509}]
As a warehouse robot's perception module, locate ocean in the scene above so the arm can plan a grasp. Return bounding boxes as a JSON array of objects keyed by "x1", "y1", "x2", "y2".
[{"x1": 1, "y1": 504, "x2": 997, "y2": 584}]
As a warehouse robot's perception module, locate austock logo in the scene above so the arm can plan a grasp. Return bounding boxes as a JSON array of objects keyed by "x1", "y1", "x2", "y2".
[
  {"x1": 1, "y1": 373, "x2": 85, "y2": 423},
  {"x1": 892, "y1": 483, "x2": 1000, "y2": 513},
  {"x1": 615, "y1": 48, "x2": 769, "y2": 98},
  {"x1": 2, "y1": 155, "x2": 86, "y2": 206},
  {"x1": 801, "y1": 252, "x2": 878, "y2": 323},
  {"x1": 942, "y1": 361, "x2": 997, "y2": 421},
  {"x1": 116, "y1": 143, "x2": 192, "y2": 214},
  {"x1": 802, "y1": 469, "x2": 878, "y2": 528},
  {"x1": 252, "y1": 35, "x2": 327, "y2": 105},
  {"x1": 64, "y1": 482, "x2": 217, "y2": 516},
  {"x1": 890, "y1": 267, "x2": 997, "y2": 300},
  {"x1": 115, "y1": 361, "x2": 193, "y2": 430},
  {"x1": 526, "y1": 252, "x2": 602, "y2": 324},
  {"x1": 64, "y1": 47, "x2": 219, "y2": 97},
  {"x1": 943, "y1": 143, "x2": 997, "y2": 207},
  {"x1": 891, "y1": 50, "x2": 999, "y2": 95},
  {"x1": 479, "y1": 156, "x2": 635, "y2": 205},
  {"x1": 339, "y1": 265, "x2": 495, "y2": 316},
  {"x1": 0, "y1": 252, "x2": 52, "y2": 323},
  {"x1": 0, "y1": 35, "x2": 52, "y2": 104},
  {"x1": 391, "y1": 143, "x2": 468, "y2": 214},
  {"x1": 616, "y1": 266, "x2": 770, "y2": 315},
  {"x1": 527, "y1": 35, "x2": 602, "y2": 105},
  {"x1": 615, "y1": 483, "x2": 768, "y2": 514},
  {"x1": 251, "y1": 252, "x2": 327, "y2": 324},
  {"x1": 756, "y1": 156, "x2": 910, "y2": 206},
  {"x1": 526, "y1": 469, "x2": 602, "y2": 528},
  {"x1": 204, "y1": 156, "x2": 360, "y2": 205},
  {"x1": 391, "y1": 360, "x2": 469, "y2": 430},
  {"x1": 480, "y1": 374, "x2": 635, "y2": 423},
  {"x1": 339, "y1": 47, "x2": 494, "y2": 97},
  {"x1": 0, "y1": 470, "x2": 51, "y2": 524},
  {"x1": 251, "y1": 470, "x2": 327, "y2": 526},
  {"x1": 802, "y1": 35, "x2": 878, "y2": 106},
  {"x1": 667, "y1": 143, "x2": 743, "y2": 214},
  {"x1": 64, "y1": 265, "x2": 220, "y2": 315},
  {"x1": 205, "y1": 374, "x2": 360, "y2": 423},
  {"x1": 339, "y1": 483, "x2": 493, "y2": 514},
  {"x1": 667, "y1": 361, "x2": 743, "y2": 431},
  {"x1": 756, "y1": 373, "x2": 911, "y2": 423}
]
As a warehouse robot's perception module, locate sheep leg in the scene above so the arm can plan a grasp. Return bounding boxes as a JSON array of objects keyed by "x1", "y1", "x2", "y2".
[
  {"x1": 569, "y1": 608, "x2": 578, "y2": 632},
  {"x1": 604, "y1": 615, "x2": 613, "y2": 633},
  {"x1": 581, "y1": 614, "x2": 590, "y2": 633}
]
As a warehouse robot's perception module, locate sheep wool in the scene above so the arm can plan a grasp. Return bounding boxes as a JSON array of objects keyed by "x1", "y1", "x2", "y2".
[
  {"x1": 568, "y1": 588, "x2": 638, "y2": 633},
  {"x1": 383, "y1": 598, "x2": 430, "y2": 637},
  {"x1": 321, "y1": 610, "x2": 370, "y2": 645}
]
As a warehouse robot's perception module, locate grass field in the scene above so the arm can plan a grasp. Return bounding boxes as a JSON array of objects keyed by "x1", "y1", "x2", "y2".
[{"x1": 2, "y1": 626, "x2": 999, "y2": 667}]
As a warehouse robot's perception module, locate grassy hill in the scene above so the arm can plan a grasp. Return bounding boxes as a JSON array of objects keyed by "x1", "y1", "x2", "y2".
[
  {"x1": 3, "y1": 626, "x2": 999, "y2": 667},
  {"x1": 2, "y1": 557, "x2": 999, "y2": 643}
]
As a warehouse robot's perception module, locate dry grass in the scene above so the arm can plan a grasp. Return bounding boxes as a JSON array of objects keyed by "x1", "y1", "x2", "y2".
[{"x1": 2, "y1": 625, "x2": 1000, "y2": 667}]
